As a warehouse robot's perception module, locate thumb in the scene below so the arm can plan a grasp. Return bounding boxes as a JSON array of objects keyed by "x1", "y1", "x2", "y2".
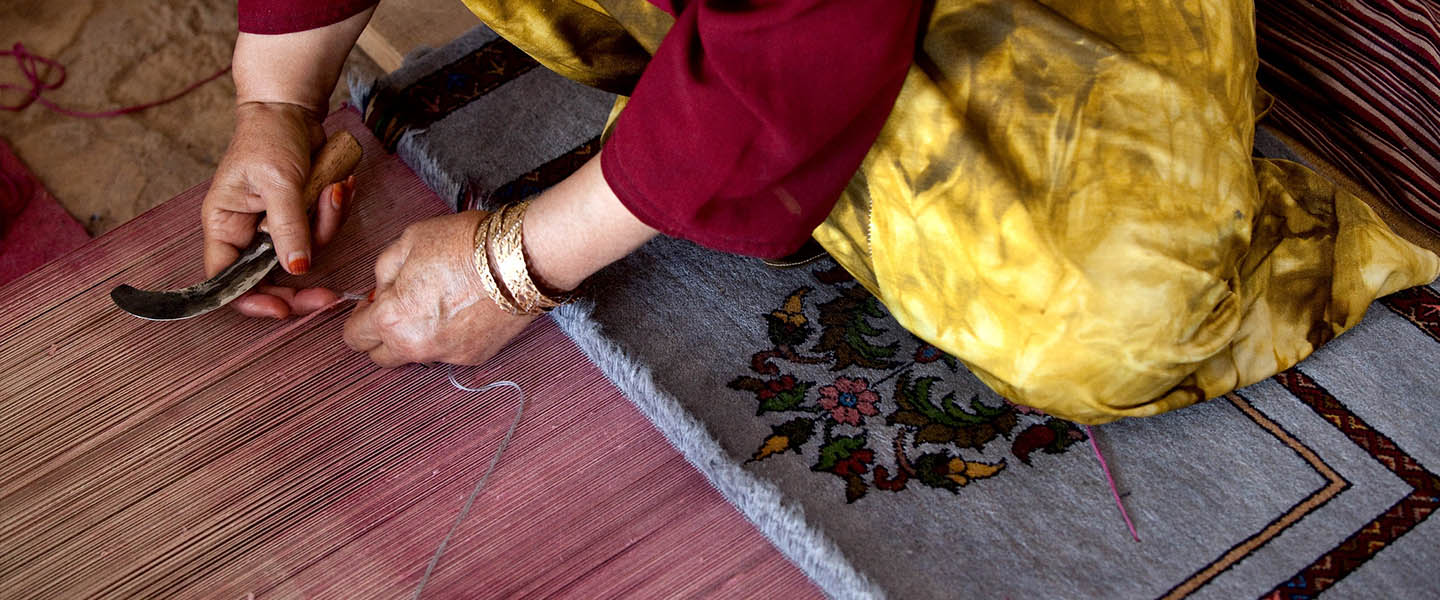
[{"x1": 257, "y1": 174, "x2": 313, "y2": 275}]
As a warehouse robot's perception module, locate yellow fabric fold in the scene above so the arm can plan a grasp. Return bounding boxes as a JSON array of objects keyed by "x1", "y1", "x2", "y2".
[
  {"x1": 814, "y1": 0, "x2": 1439, "y2": 422},
  {"x1": 462, "y1": 0, "x2": 1440, "y2": 423}
]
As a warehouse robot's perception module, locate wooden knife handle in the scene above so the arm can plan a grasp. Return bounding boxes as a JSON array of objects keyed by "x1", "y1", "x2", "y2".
[{"x1": 299, "y1": 131, "x2": 362, "y2": 211}]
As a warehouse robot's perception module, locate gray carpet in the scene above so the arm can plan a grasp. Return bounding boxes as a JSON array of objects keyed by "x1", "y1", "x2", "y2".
[{"x1": 354, "y1": 26, "x2": 1440, "y2": 599}]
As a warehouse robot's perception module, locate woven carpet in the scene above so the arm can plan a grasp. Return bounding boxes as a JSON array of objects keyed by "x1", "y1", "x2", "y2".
[
  {"x1": 363, "y1": 26, "x2": 1440, "y2": 599},
  {"x1": 0, "y1": 109, "x2": 820, "y2": 598}
]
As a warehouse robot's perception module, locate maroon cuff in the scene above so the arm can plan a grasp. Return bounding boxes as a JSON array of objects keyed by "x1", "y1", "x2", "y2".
[
  {"x1": 602, "y1": 148, "x2": 808, "y2": 259},
  {"x1": 238, "y1": 0, "x2": 378, "y2": 34}
]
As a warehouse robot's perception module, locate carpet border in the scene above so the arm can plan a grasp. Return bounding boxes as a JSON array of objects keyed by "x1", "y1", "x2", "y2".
[
  {"x1": 351, "y1": 76, "x2": 468, "y2": 211},
  {"x1": 550, "y1": 301, "x2": 883, "y2": 600}
]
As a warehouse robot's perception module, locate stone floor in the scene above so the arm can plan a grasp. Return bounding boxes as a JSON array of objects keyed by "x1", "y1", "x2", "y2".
[{"x1": 0, "y1": 0, "x2": 379, "y2": 236}]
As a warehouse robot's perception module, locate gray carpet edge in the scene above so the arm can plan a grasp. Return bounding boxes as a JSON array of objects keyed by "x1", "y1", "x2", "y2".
[
  {"x1": 348, "y1": 77, "x2": 468, "y2": 211},
  {"x1": 348, "y1": 73, "x2": 878, "y2": 599},
  {"x1": 549, "y1": 301, "x2": 882, "y2": 600}
]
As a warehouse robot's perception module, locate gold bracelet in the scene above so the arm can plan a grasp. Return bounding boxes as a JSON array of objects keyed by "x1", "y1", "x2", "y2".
[
  {"x1": 471, "y1": 209, "x2": 522, "y2": 315},
  {"x1": 491, "y1": 199, "x2": 570, "y2": 313}
]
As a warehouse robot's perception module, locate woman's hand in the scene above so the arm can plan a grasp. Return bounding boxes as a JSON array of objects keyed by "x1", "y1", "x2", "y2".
[
  {"x1": 343, "y1": 211, "x2": 539, "y2": 367},
  {"x1": 201, "y1": 9, "x2": 374, "y2": 318},
  {"x1": 342, "y1": 153, "x2": 658, "y2": 367},
  {"x1": 202, "y1": 102, "x2": 354, "y2": 318}
]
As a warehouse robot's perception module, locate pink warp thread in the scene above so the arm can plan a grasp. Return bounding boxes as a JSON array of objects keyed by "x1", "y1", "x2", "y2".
[
  {"x1": 1, "y1": 42, "x2": 230, "y2": 118},
  {"x1": 1085, "y1": 425, "x2": 1140, "y2": 542},
  {"x1": 268, "y1": 293, "x2": 526, "y2": 598}
]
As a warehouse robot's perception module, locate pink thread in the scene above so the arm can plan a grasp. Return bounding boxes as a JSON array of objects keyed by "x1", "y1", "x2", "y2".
[
  {"x1": 1084, "y1": 424, "x2": 1140, "y2": 542},
  {"x1": 1, "y1": 42, "x2": 231, "y2": 119}
]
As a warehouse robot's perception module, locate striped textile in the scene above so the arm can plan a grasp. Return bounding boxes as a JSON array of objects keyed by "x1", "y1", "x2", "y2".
[{"x1": 1256, "y1": 0, "x2": 1440, "y2": 232}]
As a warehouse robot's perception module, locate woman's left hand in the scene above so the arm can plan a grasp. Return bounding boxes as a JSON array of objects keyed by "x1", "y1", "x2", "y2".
[{"x1": 342, "y1": 211, "x2": 538, "y2": 367}]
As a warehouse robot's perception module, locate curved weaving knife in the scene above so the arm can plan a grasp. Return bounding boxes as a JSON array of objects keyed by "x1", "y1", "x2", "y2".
[{"x1": 111, "y1": 131, "x2": 363, "y2": 321}]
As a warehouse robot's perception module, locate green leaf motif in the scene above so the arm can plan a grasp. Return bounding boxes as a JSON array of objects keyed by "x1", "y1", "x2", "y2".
[
  {"x1": 911, "y1": 452, "x2": 959, "y2": 492},
  {"x1": 813, "y1": 285, "x2": 899, "y2": 371},
  {"x1": 889, "y1": 374, "x2": 1018, "y2": 449},
  {"x1": 813, "y1": 435, "x2": 867, "y2": 472},
  {"x1": 773, "y1": 418, "x2": 816, "y2": 449},
  {"x1": 1044, "y1": 418, "x2": 1087, "y2": 453},
  {"x1": 757, "y1": 382, "x2": 811, "y2": 414},
  {"x1": 893, "y1": 375, "x2": 1012, "y2": 428}
]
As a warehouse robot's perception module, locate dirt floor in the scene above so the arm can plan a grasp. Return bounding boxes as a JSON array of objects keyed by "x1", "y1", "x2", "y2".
[{"x1": 0, "y1": 1, "x2": 380, "y2": 235}]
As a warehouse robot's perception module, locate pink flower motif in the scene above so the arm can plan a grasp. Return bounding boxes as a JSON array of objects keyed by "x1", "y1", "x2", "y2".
[{"x1": 817, "y1": 377, "x2": 880, "y2": 425}]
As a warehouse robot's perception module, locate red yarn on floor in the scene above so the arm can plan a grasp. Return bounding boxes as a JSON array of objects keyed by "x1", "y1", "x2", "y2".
[{"x1": 1, "y1": 42, "x2": 230, "y2": 119}]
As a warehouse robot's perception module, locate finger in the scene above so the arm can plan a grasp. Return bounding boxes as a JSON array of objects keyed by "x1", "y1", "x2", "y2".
[
  {"x1": 373, "y1": 238, "x2": 410, "y2": 293},
  {"x1": 292, "y1": 287, "x2": 341, "y2": 314},
  {"x1": 229, "y1": 292, "x2": 291, "y2": 319},
  {"x1": 255, "y1": 284, "x2": 297, "y2": 304},
  {"x1": 203, "y1": 203, "x2": 261, "y2": 277},
  {"x1": 258, "y1": 178, "x2": 313, "y2": 276},
  {"x1": 312, "y1": 182, "x2": 344, "y2": 248},
  {"x1": 343, "y1": 300, "x2": 384, "y2": 353},
  {"x1": 204, "y1": 238, "x2": 241, "y2": 280},
  {"x1": 367, "y1": 343, "x2": 412, "y2": 368}
]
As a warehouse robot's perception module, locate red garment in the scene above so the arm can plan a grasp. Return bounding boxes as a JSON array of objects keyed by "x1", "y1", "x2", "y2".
[
  {"x1": 238, "y1": 0, "x2": 920, "y2": 258},
  {"x1": 237, "y1": 0, "x2": 377, "y2": 35}
]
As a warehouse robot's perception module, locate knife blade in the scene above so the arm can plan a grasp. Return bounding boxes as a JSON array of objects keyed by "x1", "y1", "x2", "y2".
[{"x1": 111, "y1": 131, "x2": 362, "y2": 320}]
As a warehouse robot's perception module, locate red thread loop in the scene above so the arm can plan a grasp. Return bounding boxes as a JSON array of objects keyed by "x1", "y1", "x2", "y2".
[{"x1": 1, "y1": 41, "x2": 230, "y2": 118}]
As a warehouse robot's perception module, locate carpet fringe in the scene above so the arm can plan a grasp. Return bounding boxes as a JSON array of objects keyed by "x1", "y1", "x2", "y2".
[{"x1": 550, "y1": 301, "x2": 884, "y2": 600}]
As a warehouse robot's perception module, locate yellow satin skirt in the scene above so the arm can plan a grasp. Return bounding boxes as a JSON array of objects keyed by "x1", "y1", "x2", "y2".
[{"x1": 462, "y1": 0, "x2": 1440, "y2": 423}]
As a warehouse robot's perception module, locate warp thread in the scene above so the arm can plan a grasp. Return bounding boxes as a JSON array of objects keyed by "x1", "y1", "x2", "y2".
[
  {"x1": 1084, "y1": 425, "x2": 1140, "y2": 542},
  {"x1": 300, "y1": 293, "x2": 527, "y2": 598},
  {"x1": 1, "y1": 42, "x2": 230, "y2": 118}
]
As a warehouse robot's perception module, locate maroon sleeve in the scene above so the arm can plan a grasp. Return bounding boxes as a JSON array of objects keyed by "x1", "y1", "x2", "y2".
[
  {"x1": 238, "y1": 0, "x2": 378, "y2": 34},
  {"x1": 602, "y1": 1, "x2": 923, "y2": 258}
]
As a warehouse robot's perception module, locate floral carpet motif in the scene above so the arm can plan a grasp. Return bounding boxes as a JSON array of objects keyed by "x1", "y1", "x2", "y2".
[{"x1": 728, "y1": 265, "x2": 1086, "y2": 503}]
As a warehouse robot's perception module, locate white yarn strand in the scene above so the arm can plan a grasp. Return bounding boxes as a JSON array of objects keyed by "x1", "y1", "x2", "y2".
[{"x1": 410, "y1": 366, "x2": 526, "y2": 600}]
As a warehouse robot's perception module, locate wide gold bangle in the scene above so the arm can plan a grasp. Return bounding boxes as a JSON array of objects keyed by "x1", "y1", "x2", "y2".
[
  {"x1": 471, "y1": 210, "x2": 522, "y2": 315},
  {"x1": 491, "y1": 199, "x2": 570, "y2": 314}
]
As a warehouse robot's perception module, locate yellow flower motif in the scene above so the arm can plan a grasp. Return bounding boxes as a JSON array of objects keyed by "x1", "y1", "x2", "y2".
[
  {"x1": 769, "y1": 289, "x2": 809, "y2": 327},
  {"x1": 753, "y1": 434, "x2": 791, "y2": 462},
  {"x1": 945, "y1": 457, "x2": 1005, "y2": 487}
]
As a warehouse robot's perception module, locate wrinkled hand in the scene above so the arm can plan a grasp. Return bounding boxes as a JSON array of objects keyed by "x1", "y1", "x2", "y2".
[
  {"x1": 201, "y1": 101, "x2": 353, "y2": 318},
  {"x1": 343, "y1": 211, "x2": 538, "y2": 367}
]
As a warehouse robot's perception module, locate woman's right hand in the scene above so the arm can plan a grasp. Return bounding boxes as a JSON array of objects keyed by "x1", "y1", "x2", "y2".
[
  {"x1": 202, "y1": 8, "x2": 376, "y2": 318},
  {"x1": 200, "y1": 101, "x2": 352, "y2": 318}
]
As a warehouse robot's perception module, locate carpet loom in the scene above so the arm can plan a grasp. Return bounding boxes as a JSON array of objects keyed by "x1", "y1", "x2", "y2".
[{"x1": 0, "y1": 110, "x2": 818, "y2": 599}]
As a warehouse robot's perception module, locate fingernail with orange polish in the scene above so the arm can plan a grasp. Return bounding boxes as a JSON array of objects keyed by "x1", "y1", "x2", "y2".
[
  {"x1": 287, "y1": 252, "x2": 310, "y2": 275},
  {"x1": 367, "y1": 289, "x2": 376, "y2": 302},
  {"x1": 329, "y1": 182, "x2": 344, "y2": 211}
]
